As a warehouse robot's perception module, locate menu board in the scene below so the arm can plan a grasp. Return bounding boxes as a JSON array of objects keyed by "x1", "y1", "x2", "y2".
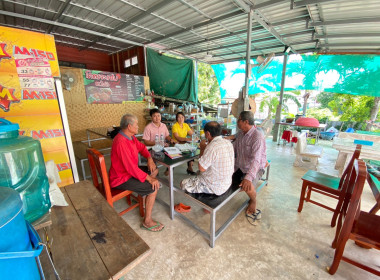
[{"x1": 83, "y1": 70, "x2": 145, "y2": 104}]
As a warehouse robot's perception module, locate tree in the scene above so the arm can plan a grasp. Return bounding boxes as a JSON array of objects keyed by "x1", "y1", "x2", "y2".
[
  {"x1": 258, "y1": 91, "x2": 301, "y2": 119},
  {"x1": 197, "y1": 62, "x2": 220, "y2": 105}
]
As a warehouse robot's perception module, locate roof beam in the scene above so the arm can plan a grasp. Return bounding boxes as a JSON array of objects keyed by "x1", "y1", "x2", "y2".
[
  {"x1": 46, "y1": 0, "x2": 72, "y2": 33},
  {"x1": 315, "y1": 33, "x2": 380, "y2": 39},
  {"x1": 167, "y1": 15, "x2": 310, "y2": 51},
  {"x1": 320, "y1": 43, "x2": 380, "y2": 47},
  {"x1": 146, "y1": 10, "x2": 243, "y2": 44},
  {"x1": 232, "y1": 0, "x2": 297, "y2": 54},
  {"x1": 0, "y1": 10, "x2": 143, "y2": 47},
  {"x1": 291, "y1": 0, "x2": 333, "y2": 9},
  {"x1": 81, "y1": 0, "x2": 175, "y2": 50},
  {"x1": 186, "y1": 30, "x2": 313, "y2": 55},
  {"x1": 208, "y1": 47, "x2": 317, "y2": 64},
  {"x1": 309, "y1": 17, "x2": 380, "y2": 27}
]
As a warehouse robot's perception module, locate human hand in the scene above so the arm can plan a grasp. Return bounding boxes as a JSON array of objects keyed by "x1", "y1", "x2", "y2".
[
  {"x1": 147, "y1": 158, "x2": 156, "y2": 173},
  {"x1": 170, "y1": 139, "x2": 176, "y2": 144},
  {"x1": 164, "y1": 142, "x2": 169, "y2": 147},
  {"x1": 200, "y1": 139, "x2": 208, "y2": 150},
  {"x1": 150, "y1": 168, "x2": 159, "y2": 178},
  {"x1": 239, "y1": 179, "x2": 253, "y2": 192},
  {"x1": 148, "y1": 177, "x2": 160, "y2": 191}
]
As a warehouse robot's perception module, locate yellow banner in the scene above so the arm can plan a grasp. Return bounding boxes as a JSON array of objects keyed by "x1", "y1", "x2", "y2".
[{"x1": 0, "y1": 26, "x2": 73, "y2": 186}]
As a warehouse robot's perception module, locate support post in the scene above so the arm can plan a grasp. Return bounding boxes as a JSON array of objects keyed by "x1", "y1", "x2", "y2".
[
  {"x1": 273, "y1": 53, "x2": 288, "y2": 142},
  {"x1": 242, "y1": 9, "x2": 253, "y2": 112}
]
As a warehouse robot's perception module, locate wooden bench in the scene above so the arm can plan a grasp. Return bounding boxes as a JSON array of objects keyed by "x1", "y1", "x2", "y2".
[
  {"x1": 37, "y1": 180, "x2": 151, "y2": 279},
  {"x1": 293, "y1": 132, "x2": 323, "y2": 170},
  {"x1": 173, "y1": 162, "x2": 270, "y2": 248}
]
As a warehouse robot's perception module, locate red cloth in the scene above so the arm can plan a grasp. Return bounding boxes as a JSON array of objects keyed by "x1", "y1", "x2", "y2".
[
  {"x1": 291, "y1": 137, "x2": 298, "y2": 143},
  {"x1": 281, "y1": 130, "x2": 292, "y2": 142},
  {"x1": 109, "y1": 133, "x2": 151, "y2": 188}
]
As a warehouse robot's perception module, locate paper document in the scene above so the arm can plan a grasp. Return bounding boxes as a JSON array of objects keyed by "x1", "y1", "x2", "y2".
[{"x1": 164, "y1": 147, "x2": 181, "y2": 155}]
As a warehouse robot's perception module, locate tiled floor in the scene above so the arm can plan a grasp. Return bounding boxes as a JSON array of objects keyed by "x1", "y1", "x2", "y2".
[{"x1": 107, "y1": 138, "x2": 379, "y2": 280}]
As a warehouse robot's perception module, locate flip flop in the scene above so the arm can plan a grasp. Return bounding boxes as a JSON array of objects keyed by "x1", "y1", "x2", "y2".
[
  {"x1": 141, "y1": 222, "x2": 165, "y2": 232},
  {"x1": 245, "y1": 209, "x2": 262, "y2": 226},
  {"x1": 174, "y1": 203, "x2": 191, "y2": 213}
]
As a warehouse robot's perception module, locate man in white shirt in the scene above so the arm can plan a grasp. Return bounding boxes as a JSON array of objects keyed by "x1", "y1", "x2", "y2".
[{"x1": 180, "y1": 121, "x2": 234, "y2": 195}]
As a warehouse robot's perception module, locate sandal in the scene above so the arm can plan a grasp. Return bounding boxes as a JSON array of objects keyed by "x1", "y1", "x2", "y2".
[
  {"x1": 245, "y1": 209, "x2": 261, "y2": 226},
  {"x1": 174, "y1": 203, "x2": 191, "y2": 213},
  {"x1": 141, "y1": 222, "x2": 165, "y2": 232}
]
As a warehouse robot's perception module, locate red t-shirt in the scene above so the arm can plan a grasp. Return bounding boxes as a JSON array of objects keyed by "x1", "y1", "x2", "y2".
[{"x1": 109, "y1": 133, "x2": 151, "y2": 188}]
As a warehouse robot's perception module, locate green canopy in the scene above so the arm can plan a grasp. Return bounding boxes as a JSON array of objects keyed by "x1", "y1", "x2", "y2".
[
  {"x1": 147, "y1": 48, "x2": 197, "y2": 103},
  {"x1": 211, "y1": 54, "x2": 380, "y2": 99}
]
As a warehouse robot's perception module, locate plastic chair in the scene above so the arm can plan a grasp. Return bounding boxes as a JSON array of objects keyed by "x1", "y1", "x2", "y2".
[
  {"x1": 328, "y1": 160, "x2": 380, "y2": 276},
  {"x1": 298, "y1": 145, "x2": 361, "y2": 227},
  {"x1": 87, "y1": 148, "x2": 144, "y2": 217}
]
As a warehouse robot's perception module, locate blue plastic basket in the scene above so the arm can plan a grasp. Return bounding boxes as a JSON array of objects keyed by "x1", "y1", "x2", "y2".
[{"x1": 320, "y1": 131, "x2": 336, "y2": 140}]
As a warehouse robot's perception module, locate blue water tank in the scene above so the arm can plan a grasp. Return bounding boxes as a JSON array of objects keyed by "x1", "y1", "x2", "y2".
[
  {"x1": 0, "y1": 118, "x2": 51, "y2": 222},
  {"x1": 0, "y1": 187, "x2": 42, "y2": 279}
]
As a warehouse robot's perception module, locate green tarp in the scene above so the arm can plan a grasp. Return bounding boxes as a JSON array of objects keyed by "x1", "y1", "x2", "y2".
[
  {"x1": 147, "y1": 48, "x2": 197, "y2": 103},
  {"x1": 211, "y1": 54, "x2": 380, "y2": 99}
]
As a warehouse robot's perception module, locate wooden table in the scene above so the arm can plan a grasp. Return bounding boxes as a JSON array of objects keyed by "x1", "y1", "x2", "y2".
[
  {"x1": 38, "y1": 180, "x2": 151, "y2": 280},
  {"x1": 332, "y1": 137, "x2": 380, "y2": 175}
]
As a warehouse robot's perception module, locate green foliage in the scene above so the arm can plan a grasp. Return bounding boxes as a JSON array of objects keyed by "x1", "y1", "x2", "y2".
[
  {"x1": 258, "y1": 91, "x2": 302, "y2": 119},
  {"x1": 327, "y1": 94, "x2": 375, "y2": 123},
  {"x1": 197, "y1": 62, "x2": 221, "y2": 105},
  {"x1": 306, "y1": 108, "x2": 337, "y2": 123},
  {"x1": 316, "y1": 92, "x2": 335, "y2": 109}
]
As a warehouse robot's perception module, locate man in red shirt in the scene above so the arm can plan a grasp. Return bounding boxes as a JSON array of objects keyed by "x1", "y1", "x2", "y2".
[{"x1": 109, "y1": 114, "x2": 164, "y2": 232}]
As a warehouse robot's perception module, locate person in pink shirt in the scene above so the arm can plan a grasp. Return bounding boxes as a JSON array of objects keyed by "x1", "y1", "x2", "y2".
[
  {"x1": 143, "y1": 108, "x2": 175, "y2": 146},
  {"x1": 231, "y1": 111, "x2": 267, "y2": 225},
  {"x1": 109, "y1": 114, "x2": 164, "y2": 232}
]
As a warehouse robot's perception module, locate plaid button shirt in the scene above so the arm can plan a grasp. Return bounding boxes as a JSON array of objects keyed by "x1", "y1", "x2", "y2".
[
  {"x1": 234, "y1": 126, "x2": 267, "y2": 182},
  {"x1": 198, "y1": 136, "x2": 235, "y2": 195}
]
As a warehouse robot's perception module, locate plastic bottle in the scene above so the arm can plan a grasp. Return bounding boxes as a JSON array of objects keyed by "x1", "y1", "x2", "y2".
[
  {"x1": 155, "y1": 134, "x2": 159, "y2": 146},
  {"x1": 160, "y1": 133, "x2": 164, "y2": 147},
  {"x1": 0, "y1": 119, "x2": 51, "y2": 223}
]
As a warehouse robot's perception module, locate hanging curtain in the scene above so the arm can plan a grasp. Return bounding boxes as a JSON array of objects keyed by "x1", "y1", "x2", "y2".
[{"x1": 147, "y1": 48, "x2": 197, "y2": 103}]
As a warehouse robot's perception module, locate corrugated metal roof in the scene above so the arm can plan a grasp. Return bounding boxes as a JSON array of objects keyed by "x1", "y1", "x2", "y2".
[{"x1": 0, "y1": 0, "x2": 379, "y2": 63}]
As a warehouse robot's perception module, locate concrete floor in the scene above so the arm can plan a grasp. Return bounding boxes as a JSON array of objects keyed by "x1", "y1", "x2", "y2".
[{"x1": 108, "y1": 138, "x2": 379, "y2": 280}]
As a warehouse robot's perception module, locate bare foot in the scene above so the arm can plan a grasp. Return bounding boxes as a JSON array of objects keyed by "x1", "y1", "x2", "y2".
[
  {"x1": 141, "y1": 221, "x2": 165, "y2": 232},
  {"x1": 246, "y1": 200, "x2": 255, "y2": 215}
]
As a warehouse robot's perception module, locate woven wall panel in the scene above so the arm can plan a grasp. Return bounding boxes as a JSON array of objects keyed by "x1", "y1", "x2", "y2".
[{"x1": 61, "y1": 67, "x2": 148, "y2": 141}]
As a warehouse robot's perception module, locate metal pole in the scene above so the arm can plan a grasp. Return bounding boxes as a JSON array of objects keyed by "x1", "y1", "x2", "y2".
[
  {"x1": 273, "y1": 53, "x2": 288, "y2": 142},
  {"x1": 240, "y1": 8, "x2": 253, "y2": 114}
]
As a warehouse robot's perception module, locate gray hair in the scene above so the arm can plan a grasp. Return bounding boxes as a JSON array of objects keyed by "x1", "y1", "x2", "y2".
[
  {"x1": 120, "y1": 114, "x2": 137, "y2": 129},
  {"x1": 239, "y1": 111, "x2": 255, "y2": 125}
]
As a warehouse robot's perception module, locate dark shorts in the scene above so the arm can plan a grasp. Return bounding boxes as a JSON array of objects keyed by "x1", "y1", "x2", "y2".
[
  {"x1": 232, "y1": 168, "x2": 265, "y2": 187},
  {"x1": 114, "y1": 166, "x2": 155, "y2": 197}
]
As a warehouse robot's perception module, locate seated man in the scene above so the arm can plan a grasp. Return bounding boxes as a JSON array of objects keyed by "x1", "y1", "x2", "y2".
[
  {"x1": 109, "y1": 114, "x2": 164, "y2": 232},
  {"x1": 232, "y1": 111, "x2": 267, "y2": 224},
  {"x1": 143, "y1": 108, "x2": 175, "y2": 146},
  {"x1": 181, "y1": 121, "x2": 234, "y2": 195}
]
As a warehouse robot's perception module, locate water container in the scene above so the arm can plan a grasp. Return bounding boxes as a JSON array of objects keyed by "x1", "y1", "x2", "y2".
[
  {"x1": 0, "y1": 187, "x2": 43, "y2": 279},
  {"x1": 0, "y1": 119, "x2": 51, "y2": 223}
]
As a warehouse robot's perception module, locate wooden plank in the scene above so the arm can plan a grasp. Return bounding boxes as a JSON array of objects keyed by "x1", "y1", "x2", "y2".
[
  {"x1": 65, "y1": 181, "x2": 151, "y2": 279},
  {"x1": 32, "y1": 212, "x2": 52, "y2": 230},
  {"x1": 41, "y1": 186, "x2": 111, "y2": 280}
]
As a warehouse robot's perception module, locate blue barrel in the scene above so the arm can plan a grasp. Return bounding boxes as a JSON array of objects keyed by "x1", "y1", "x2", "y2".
[{"x1": 0, "y1": 187, "x2": 43, "y2": 279}]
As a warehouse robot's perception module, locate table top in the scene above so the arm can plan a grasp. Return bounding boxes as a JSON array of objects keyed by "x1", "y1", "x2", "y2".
[
  {"x1": 150, "y1": 149, "x2": 200, "y2": 167},
  {"x1": 38, "y1": 180, "x2": 151, "y2": 280},
  {"x1": 332, "y1": 137, "x2": 380, "y2": 153}
]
